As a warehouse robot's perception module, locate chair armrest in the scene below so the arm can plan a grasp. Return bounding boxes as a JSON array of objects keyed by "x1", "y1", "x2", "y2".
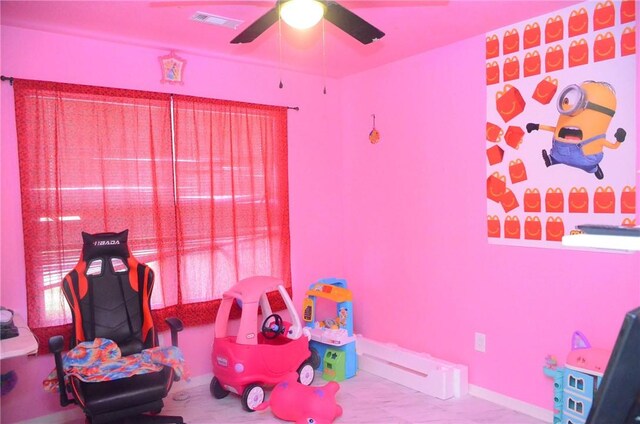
[
  {"x1": 48, "y1": 335, "x2": 72, "y2": 407},
  {"x1": 49, "y1": 335, "x2": 65, "y2": 353},
  {"x1": 165, "y1": 317, "x2": 183, "y2": 347}
]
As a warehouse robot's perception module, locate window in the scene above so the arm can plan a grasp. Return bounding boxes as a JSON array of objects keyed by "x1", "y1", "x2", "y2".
[
  {"x1": 172, "y1": 95, "x2": 291, "y2": 305},
  {"x1": 14, "y1": 80, "x2": 291, "y2": 349},
  {"x1": 568, "y1": 398, "x2": 584, "y2": 414},
  {"x1": 569, "y1": 375, "x2": 585, "y2": 391}
]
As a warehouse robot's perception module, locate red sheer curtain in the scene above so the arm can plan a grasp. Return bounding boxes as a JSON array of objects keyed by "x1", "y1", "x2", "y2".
[
  {"x1": 14, "y1": 80, "x2": 177, "y2": 347},
  {"x1": 14, "y1": 80, "x2": 291, "y2": 349},
  {"x1": 170, "y1": 95, "x2": 291, "y2": 326}
]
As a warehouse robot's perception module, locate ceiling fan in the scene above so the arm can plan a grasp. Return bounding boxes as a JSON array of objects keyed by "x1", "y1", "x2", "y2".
[
  {"x1": 152, "y1": 0, "x2": 390, "y2": 45},
  {"x1": 230, "y1": 0, "x2": 385, "y2": 45}
]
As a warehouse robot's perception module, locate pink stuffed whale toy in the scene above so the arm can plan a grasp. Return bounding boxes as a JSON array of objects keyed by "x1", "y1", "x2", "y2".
[{"x1": 255, "y1": 372, "x2": 342, "y2": 424}]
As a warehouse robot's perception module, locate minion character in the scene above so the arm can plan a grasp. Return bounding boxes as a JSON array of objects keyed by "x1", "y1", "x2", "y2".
[{"x1": 527, "y1": 81, "x2": 626, "y2": 180}]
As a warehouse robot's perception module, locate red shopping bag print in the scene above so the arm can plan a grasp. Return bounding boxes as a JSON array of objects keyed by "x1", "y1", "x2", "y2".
[
  {"x1": 569, "y1": 7, "x2": 588, "y2": 37},
  {"x1": 486, "y1": 122, "x2": 503, "y2": 143},
  {"x1": 621, "y1": 27, "x2": 636, "y2": 57},
  {"x1": 523, "y1": 51, "x2": 541, "y2": 77},
  {"x1": 545, "y1": 188, "x2": 564, "y2": 213},
  {"x1": 487, "y1": 172, "x2": 507, "y2": 203},
  {"x1": 545, "y1": 45, "x2": 564, "y2": 72},
  {"x1": 621, "y1": 0, "x2": 636, "y2": 24},
  {"x1": 532, "y1": 77, "x2": 558, "y2": 105},
  {"x1": 523, "y1": 23, "x2": 541, "y2": 49},
  {"x1": 500, "y1": 188, "x2": 519, "y2": 213},
  {"x1": 568, "y1": 187, "x2": 589, "y2": 213},
  {"x1": 486, "y1": 35, "x2": 500, "y2": 59},
  {"x1": 503, "y1": 57, "x2": 520, "y2": 82},
  {"x1": 487, "y1": 145, "x2": 504, "y2": 165},
  {"x1": 488, "y1": 215, "x2": 501, "y2": 238},
  {"x1": 509, "y1": 159, "x2": 528, "y2": 184},
  {"x1": 505, "y1": 126, "x2": 524, "y2": 149},
  {"x1": 524, "y1": 216, "x2": 542, "y2": 240},
  {"x1": 487, "y1": 61, "x2": 500, "y2": 85},
  {"x1": 569, "y1": 39, "x2": 588, "y2": 67},
  {"x1": 503, "y1": 29, "x2": 519, "y2": 54},
  {"x1": 546, "y1": 217, "x2": 565, "y2": 242},
  {"x1": 545, "y1": 16, "x2": 564, "y2": 43},
  {"x1": 621, "y1": 186, "x2": 636, "y2": 214},
  {"x1": 594, "y1": 186, "x2": 615, "y2": 213},
  {"x1": 504, "y1": 216, "x2": 521, "y2": 239},
  {"x1": 524, "y1": 188, "x2": 541, "y2": 212},
  {"x1": 496, "y1": 84, "x2": 526, "y2": 123},
  {"x1": 594, "y1": 1, "x2": 615, "y2": 31},
  {"x1": 594, "y1": 32, "x2": 615, "y2": 62}
]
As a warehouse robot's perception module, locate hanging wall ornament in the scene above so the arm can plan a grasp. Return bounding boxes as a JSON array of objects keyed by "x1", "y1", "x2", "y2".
[
  {"x1": 369, "y1": 114, "x2": 380, "y2": 144},
  {"x1": 159, "y1": 51, "x2": 186, "y2": 85}
]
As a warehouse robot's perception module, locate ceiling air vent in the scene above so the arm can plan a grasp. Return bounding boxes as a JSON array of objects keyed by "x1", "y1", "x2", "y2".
[{"x1": 191, "y1": 12, "x2": 243, "y2": 30}]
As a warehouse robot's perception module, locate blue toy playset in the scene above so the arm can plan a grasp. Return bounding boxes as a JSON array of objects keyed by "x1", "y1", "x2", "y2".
[
  {"x1": 302, "y1": 278, "x2": 357, "y2": 381},
  {"x1": 543, "y1": 331, "x2": 611, "y2": 424}
]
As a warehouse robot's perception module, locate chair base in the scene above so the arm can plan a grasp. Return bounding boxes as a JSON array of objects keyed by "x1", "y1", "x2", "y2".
[
  {"x1": 88, "y1": 414, "x2": 184, "y2": 424},
  {"x1": 86, "y1": 399, "x2": 183, "y2": 424}
]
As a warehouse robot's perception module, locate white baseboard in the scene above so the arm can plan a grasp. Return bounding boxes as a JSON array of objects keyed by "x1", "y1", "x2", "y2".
[
  {"x1": 469, "y1": 384, "x2": 553, "y2": 422},
  {"x1": 355, "y1": 335, "x2": 550, "y2": 422},
  {"x1": 356, "y1": 335, "x2": 469, "y2": 400}
]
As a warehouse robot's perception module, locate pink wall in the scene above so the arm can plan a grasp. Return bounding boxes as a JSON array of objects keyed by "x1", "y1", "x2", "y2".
[
  {"x1": 0, "y1": 25, "x2": 345, "y2": 423},
  {"x1": 340, "y1": 35, "x2": 640, "y2": 410},
  {"x1": 1, "y1": 17, "x2": 639, "y2": 424}
]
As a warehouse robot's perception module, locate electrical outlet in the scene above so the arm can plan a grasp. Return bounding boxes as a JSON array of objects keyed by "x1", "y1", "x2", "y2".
[{"x1": 475, "y1": 332, "x2": 486, "y2": 352}]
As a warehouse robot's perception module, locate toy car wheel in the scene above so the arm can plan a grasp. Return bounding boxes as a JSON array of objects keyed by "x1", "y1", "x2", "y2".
[
  {"x1": 309, "y1": 347, "x2": 321, "y2": 369},
  {"x1": 210, "y1": 376, "x2": 229, "y2": 399},
  {"x1": 241, "y1": 384, "x2": 264, "y2": 412},
  {"x1": 297, "y1": 360, "x2": 315, "y2": 386}
]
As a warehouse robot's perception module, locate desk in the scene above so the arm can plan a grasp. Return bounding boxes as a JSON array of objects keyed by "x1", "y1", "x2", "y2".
[{"x1": 0, "y1": 314, "x2": 38, "y2": 360}]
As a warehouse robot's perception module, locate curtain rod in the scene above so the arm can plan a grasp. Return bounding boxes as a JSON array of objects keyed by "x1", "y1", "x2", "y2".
[
  {"x1": 1, "y1": 75, "x2": 299, "y2": 111},
  {"x1": 168, "y1": 93, "x2": 299, "y2": 112}
]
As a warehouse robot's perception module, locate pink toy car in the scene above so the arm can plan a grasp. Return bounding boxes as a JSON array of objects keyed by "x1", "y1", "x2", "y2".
[{"x1": 210, "y1": 276, "x2": 317, "y2": 411}]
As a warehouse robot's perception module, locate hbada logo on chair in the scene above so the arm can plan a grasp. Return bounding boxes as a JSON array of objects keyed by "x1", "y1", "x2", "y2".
[{"x1": 93, "y1": 240, "x2": 120, "y2": 246}]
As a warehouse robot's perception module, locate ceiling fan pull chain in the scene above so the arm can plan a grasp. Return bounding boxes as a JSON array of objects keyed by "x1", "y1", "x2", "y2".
[
  {"x1": 322, "y1": 18, "x2": 327, "y2": 94},
  {"x1": 278, "y1": 6, "x2": 284, "y2": 89}
]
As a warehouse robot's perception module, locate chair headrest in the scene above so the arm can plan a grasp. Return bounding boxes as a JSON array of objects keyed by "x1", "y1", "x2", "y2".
[{"x1": 81, "y1": 230, "x2": 130, "y2": 260}]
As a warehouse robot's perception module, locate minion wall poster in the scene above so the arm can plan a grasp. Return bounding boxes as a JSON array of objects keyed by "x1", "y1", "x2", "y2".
[{"x1": 486, "y1": 0, "x2": 636, "y2": 248}]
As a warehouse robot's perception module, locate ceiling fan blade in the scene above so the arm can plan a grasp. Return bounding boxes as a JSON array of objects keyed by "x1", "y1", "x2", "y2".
[
  {"x1": 323, "y1": 1, "x2": 385, "y2": 44},
  {"x1": 230, "y1": 5, "x2": 279, "y2": 44}
]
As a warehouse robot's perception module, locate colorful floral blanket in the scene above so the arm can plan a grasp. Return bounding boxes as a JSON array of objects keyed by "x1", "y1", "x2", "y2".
[{"x1": 43, "y1": 338, "x2": 189, "y2": 393}]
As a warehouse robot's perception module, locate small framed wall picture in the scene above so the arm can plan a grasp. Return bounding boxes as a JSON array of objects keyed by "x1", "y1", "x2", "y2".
[{"x1": 159, "y1": 51, "x2": 186, "y2": 84}]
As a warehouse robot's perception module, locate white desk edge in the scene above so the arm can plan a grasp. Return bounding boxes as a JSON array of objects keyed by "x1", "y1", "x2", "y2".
[{"x1": 0, "y1": 314, "x2": 39, "y2": 360}]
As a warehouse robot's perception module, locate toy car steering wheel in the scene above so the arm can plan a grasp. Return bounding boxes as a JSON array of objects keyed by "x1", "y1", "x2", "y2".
[{"x1": 261, "y1": 313, "x2": 284, "y2": 339}]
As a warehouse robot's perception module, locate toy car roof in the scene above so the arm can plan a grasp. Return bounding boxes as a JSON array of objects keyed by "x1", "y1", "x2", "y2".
[{"x1": 224, "y1": 276, "x2": 284, "y2": 303}]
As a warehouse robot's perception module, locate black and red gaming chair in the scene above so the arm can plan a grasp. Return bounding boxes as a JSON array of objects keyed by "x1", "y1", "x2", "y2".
[{"x1": 48, "y1": 230, "x2": 184, "y2": 424}]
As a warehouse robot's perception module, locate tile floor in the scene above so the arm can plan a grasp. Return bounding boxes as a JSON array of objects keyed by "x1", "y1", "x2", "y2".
[{"x1": 30, "y1": 371, "x2": 547, "y2": 423}]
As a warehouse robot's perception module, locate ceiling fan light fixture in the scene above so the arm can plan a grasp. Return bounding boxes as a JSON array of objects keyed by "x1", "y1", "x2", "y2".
[{"x1": 280, "y1": 0, "x2": 325, "y2": 30}]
